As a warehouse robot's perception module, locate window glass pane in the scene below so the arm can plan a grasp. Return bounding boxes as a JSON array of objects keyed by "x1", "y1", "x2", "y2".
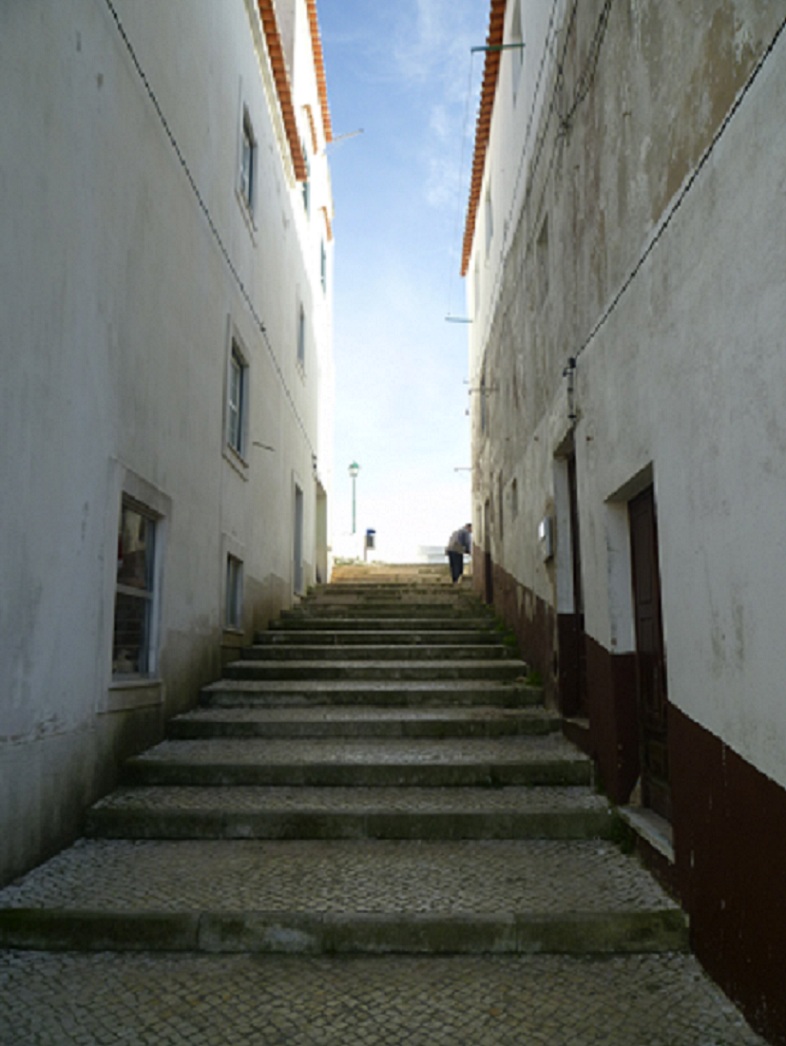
[
  {"x1": 114, "y1": 500, "x2": 156, "y2": 676},
  {"x1": 113, "y1": 591, "x2": 151, "y2": 674},
  {"x1": 117, "y1": 504, "x2": 154, "y2": 592},
  {"x1": 297, "y1": 305, "x2": 306, "y2": 367},
  {"x1": 228, "y1": 347, "x2": 245, "y2": 453},
  {"x1": 226, "y1": 556, "x2": 243, "y2": 628},
  {"x1": 241, "y1": 113, "x2": 254, "y2": 206}
]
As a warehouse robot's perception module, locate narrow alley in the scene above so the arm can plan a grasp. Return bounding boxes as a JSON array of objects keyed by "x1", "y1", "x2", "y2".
[{"x1": 0, "y1": 570, "x2": 764, "y2": 1043}]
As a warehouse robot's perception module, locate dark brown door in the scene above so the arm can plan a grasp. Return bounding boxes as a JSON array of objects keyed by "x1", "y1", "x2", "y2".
[
  {"x1": 483, "y1": 499, "x2": 494, "y2": 605},
  {"x1": 566, "y1": 454, "x2": 588, "y2": 716},
  {"x1": 629, "y1": 486, "x2": 671, "y2": 820}
]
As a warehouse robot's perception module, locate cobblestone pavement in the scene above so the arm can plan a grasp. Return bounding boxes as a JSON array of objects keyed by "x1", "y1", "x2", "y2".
[
  {"x1": 0, "y1": 839, "x2": 675, "y2": 914},
  {"x1": 0, "y1": 950, "x2": 766, "y2": 1045}
]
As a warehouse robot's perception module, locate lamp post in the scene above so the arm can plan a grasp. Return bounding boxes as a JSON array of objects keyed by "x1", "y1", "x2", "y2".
[{"x1": 348, "y1": 461, "x2": 360, "y2": 535}]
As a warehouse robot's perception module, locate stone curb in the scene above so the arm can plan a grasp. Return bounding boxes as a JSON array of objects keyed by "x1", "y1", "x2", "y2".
[
  {"x1": 0, "y1": 908, "x2": 688, "y2": 956},
  {"x1": 86, "y1": 806, "x2": 616, "y2": 842}
]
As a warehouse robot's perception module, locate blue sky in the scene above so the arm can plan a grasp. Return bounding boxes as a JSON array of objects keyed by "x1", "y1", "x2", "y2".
[{"x1": 318, "y1": 0, "x2": 489, "y2": 561}]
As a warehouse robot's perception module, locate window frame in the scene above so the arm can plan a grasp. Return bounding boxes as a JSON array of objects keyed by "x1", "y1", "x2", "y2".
[
  {"x1": 297, "y1": 301, "x2": 306, "y2": 373},
  {"x1": 226, "y1": 338, "x2": 249, "y2": 461},
  {"x1": 239, "y1": 106, "x2": 257, "y2": 218},
  {"x1": 225, "y1": 554, "x2": 244, "y2": 631},
  {"x1": 510, "y1": 0, "x2": 524, "y2": 100},
  {"x1": 113, "y1": 495, "x2": 161, "y2": 681}
]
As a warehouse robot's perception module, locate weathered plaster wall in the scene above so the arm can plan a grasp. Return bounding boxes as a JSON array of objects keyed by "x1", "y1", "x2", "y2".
[
  {"x1": 0, "y1": 0, "x2": 333, "y2": 884},
  {"x1": 467, "y1": 5, "x2": 786, "y2": 1036},
  {"x1": 469, "y1": 0, "x2": 786, "y2": 790}
]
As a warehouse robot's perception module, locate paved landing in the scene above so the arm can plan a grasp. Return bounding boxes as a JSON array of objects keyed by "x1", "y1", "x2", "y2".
[{"x1": 0, "y1": 951, "x2": 766, "y2": 1045}]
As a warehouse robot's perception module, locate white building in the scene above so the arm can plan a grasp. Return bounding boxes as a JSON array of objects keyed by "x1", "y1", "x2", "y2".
[
  {"x1": 463, "y1": 1, "x2": 786, "y2": 1040},
  {"x1": 0, "y1": 0, "x2": 334, "y2": 884}
]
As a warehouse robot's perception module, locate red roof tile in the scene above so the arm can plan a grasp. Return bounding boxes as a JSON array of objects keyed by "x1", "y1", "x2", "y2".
[
  {"x1": 258, "y1": 0, "x2": 307, "y2": 180},
  {"x1": 461, "y1": 0, "x2": 506, "y2": 275}
]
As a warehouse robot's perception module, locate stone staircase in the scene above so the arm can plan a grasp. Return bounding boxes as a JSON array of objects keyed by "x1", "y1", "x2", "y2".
[{"x1": 0, "y1": 569, "x2": 687, "y2": 956}]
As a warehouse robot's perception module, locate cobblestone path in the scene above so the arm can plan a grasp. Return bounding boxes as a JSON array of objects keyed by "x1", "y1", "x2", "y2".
[{"x1": 0, "y1": 567, "x2": 766, "y2": 1043}]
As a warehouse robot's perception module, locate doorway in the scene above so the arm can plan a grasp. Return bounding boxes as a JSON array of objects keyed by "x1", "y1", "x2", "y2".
[
  {"x1": 629, "y1": 485, "x2": 670, "y2": 820},
  {"x1": 483, "y1": 498, "x2": 494, "y2": 604},
  {"x1": 293, "y1": 483, "x2": 304, "y2": 596},
  {"x1": 564, "y1": 453, "x2": 588, "y2": 716}
]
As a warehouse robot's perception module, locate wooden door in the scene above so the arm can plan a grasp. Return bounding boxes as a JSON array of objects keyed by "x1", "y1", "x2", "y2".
[
  {"x1": 566, "y1": 454, "x2": 588, "y2": 716},
  {"x1": 629, "y1": 486, "x2": 671, "y2": 820}
]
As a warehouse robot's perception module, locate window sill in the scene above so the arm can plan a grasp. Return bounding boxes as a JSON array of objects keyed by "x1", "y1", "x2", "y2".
[
  {"x1": 618, "y1": 806, "x2": 675, "y2": 864},
  {"x1": 104, "y1": 679, "x2": 164, "y2": 713}
]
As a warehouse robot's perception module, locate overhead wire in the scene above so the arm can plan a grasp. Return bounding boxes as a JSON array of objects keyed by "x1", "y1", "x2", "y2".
[{"x1": 470, "y1": 0, "x2": 786, "y2": 390}]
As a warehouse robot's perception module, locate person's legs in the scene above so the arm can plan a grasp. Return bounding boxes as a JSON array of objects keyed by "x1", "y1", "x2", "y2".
[{"x1": 448, "y1": 551, "x2": 463, "y2": 583}]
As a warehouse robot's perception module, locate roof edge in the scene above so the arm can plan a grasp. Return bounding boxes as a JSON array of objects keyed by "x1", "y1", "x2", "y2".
[
  {"x1": 258, "y1": 0, "x2": 308, "y2": 181},
  {"x1": 461, "y1": 0, "x2": 506, "y2": 276},
  {"x1": 306, "y1": 0, "x2": 333, "y2": 144}
]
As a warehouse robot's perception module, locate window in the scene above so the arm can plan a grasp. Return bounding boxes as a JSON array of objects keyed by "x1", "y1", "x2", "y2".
[
  {"x1": 293, "y1": 484, "x2": 304, "y2": 595},
  {"x1": 227, "y1": 341, "x2": 248, "y2": 457},
  {"x1": 484, "y1": 187, "x2": 494, "y2": 256},
  {"x1": 114, "y1": 498, "x2": 158, "y2": 677},
  {"x1": 537, "y1": 216, "x2": 549, "y2": 300},
  {"x1": 301, "y1": 140, "x2": 311, "y2": 214},
  {"x1": 240, "y1": 108, "x2": 256, "y2": 213},
  {"x1": 480, "y1": 367, "x2": 489, "y2": 434},
  {"x1": 510, "y1": 0, "x2": 524, "y2": 98},
  {"x1": 297, "y1": 302, "x2": 306, "y2": 371},
  {"x1": 320, "y1": 240, "x2": 327, "y2": 293},
  {"x1": 225, "y1": 555, "x2": 244, "y2": 630}
]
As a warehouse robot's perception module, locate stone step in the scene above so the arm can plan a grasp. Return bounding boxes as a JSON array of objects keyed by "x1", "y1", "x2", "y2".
[
  {"x1": 271, "y1": 616, "x2": 496, "y2": 632},
  {"x1": 222, "y1": 659, "x2": 528, "y2": 683},
  {"x1": 304, "y1": 591, "x2": 469, "y2": 604},
  {"x1": 255, "y1": 629, "x2": 503, "y2": 646},
  {"x1": 240, "y1": 643, "x2": 514, "y2": 662},
  {"x1": 85, "y1": 785, "x2": 615, "y2": 841},
  {"x1": 283, "y1": 603, "x2": 486, "y2": 619},
  {"x1": 121, "y1": 735, "x2": 592, "y2": 788},
  {"x1": 0, "y1": 839, "x2": 688, "y2": 955},
  {"x1": 200, "y1": 679, "x2": 543, "y2": 708},
  {"x1": 169, "y1": 705, "x2": 560, "y2": 740}
]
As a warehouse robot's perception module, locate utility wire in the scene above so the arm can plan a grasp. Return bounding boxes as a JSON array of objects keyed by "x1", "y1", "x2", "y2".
[
  {"x1": 471, "y1": 2, "x2": 786, "y2": 394},
  {"x1": 102, "y1": 0, "x2": 316, "y2": 458},
  {"x1": 574, "y1": 10, "x2": 786, "y2": 364}
]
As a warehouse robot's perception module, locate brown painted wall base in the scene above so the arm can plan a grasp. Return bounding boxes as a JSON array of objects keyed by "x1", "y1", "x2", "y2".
[
  {"x1": 671, "y1": 706, "x2": 786, "y2": 1045},
  {"x1": 477, "y1": 563, "x2": 786, "y2": 1042},
  {"x1": 480, "y1": 561, "x2": 556, "y2": 706},
  {"x1": 584, "y1": 635, "x2": 639, "y2": 806}
]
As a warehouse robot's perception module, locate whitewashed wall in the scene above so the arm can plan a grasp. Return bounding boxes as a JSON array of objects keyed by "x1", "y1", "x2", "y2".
[{"x1": 0, "y1": 0, "x2": 333, "y2": 883}]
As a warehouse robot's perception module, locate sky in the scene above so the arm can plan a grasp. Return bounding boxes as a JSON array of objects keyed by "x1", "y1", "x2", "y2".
[{"x1": 317, "y1": 0, "x2": 489, "y2": 562}]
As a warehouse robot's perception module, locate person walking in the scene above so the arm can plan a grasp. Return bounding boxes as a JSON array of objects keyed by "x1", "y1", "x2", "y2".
[{"x1": 446, "y1": 523, "x2": 472, "y2": 584}]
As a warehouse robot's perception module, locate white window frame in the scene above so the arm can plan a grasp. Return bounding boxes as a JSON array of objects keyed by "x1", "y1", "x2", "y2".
[
  {"x1": 239, "y1": 106, "x2": 257, "y2": 217},
  {"x1": 225, "y1": 554, "x2": 244, "y2": 631},
  {"x1": 484, "y1": 187, "x2": 494, "y2": 257},
  {"x1": 301, "y1": 139, "x2": 311, "y2": 215},
  {"x1": 297, "y1": 301, "x2": 306, "y2": 373},
  {"x1": 510, "y1": 0, "x2": 524, "y2": 100},
  {"x1": 113, "y1": 495, "x2": 162, "y2": 681},
  {"x1": 227, "y1": 338, "x2": 249, "y2": 461}
]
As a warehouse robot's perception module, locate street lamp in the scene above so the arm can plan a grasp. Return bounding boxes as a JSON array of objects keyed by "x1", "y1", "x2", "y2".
[{"x1": 348, "y1": 461, "x2": 360, "y2": 534}]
